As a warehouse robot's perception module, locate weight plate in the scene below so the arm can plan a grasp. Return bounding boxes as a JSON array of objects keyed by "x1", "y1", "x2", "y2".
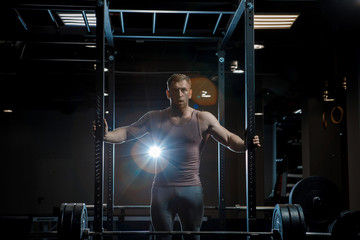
[
  {"x1": 72, "y1": 203, "x2": 88, "y2": 240},
  {"x1": 330, "y1": 210, "x2": 360, "y2": 240},
  {"x1": 280, "y1": 205, "x2": 291, "y2": 240},
  {"x1": 58, "y1": 203, "x2": 67, "y2": 237},
  {"x1": 272, "y1": 204, "x2": 283, "y2": 240},
  {"x1": 272, "y1": 204, "x2": 306, "y2": 240},
  {"x1": 59, "y1": 203, "x2": 75, "y2": 240},
  {"x1": 289, "y1": 176, "x2": 342, "y2": 225},
  {"x1": 287, "y1": 204, "x2": 306, "y2": 240}
]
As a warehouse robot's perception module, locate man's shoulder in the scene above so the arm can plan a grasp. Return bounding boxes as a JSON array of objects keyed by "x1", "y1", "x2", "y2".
[
  {"x1": 197, "y1": 110, "x2": 215, "y2": 119},
  {"x1": 147, "y1": 109, "x2": 167, "y2": 117},
  {"x1": 143, "y1": 109, "x2": 168, "y2": 123},
  {"x1": 197, "y1": 110, "x2": 218, "y2": 127},
  {"x1": 142, "y1": 108, "x2": 164, "y2": 115}
]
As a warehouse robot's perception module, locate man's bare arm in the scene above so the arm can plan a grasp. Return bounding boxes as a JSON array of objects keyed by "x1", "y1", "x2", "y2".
[
  {"x1": 103, "y1": 112, "x2": 151, "y2": 143},
  {"x1": 200, "y1": 111, "x2": 260, "y2": 152}
]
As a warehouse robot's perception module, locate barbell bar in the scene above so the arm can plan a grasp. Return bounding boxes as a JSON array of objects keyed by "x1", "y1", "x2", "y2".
[
  {"x1": 49, "y1": 203, "x2": 342, "y2": 240},
  {"x1": 30, "y1": 229, "x2": 331, "y2": 239},
  {"x1": 84, "y1": 230, "x2": 333, "y2": 238},
  {"x1": 86, "y1": 204, "x2": 275, "y2": 211}
]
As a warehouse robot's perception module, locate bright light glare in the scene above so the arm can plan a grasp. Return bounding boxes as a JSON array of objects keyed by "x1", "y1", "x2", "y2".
[
  {"x1": 293, "y1": 109, "x2": 302, "y2": 114},
  {"x1": 149, "y1": 146, "x2": 162, "y2": 158},
  {"x1": 232, "y1": 69, "x2": 244, "y2": 74}
]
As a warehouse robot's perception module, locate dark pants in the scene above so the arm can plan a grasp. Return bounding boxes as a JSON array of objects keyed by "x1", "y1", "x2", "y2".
[{"x1": 151, "y1": 186, "x2": 204, "y2": 240}]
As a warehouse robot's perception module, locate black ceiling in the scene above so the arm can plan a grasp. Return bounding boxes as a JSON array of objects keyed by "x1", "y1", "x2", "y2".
[{"x1": 1, "y1": 0, "x2": 360, "y2": 121}]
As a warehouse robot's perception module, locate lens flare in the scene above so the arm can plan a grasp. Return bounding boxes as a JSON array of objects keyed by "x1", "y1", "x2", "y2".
[{"x1": 149, "y1": 146, "x2": 161, "y2": 158}]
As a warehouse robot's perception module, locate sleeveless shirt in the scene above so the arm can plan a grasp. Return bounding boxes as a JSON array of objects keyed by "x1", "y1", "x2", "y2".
[{"x1": 151, "y1": 109, "x2": 205, "y2": 187}]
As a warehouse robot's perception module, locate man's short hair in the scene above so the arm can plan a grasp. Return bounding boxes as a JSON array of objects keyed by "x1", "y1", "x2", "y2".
[{"x1": 167, "y1": 74, "x2": 191, "y2": 90}]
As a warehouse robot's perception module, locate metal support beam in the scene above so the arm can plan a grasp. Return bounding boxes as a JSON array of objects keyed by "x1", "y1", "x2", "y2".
[
  {"x1": 47, "y1": 10, "x2": 60, "y2": 30},
  {"x1": 183, "y1": 13, "x2": 190, "y2": 34},
  {"x1": 218, "y1": 0, "x2": 246, "y2": 50},
  {"x1": 120, "y1": 12, "x2": 125, "y2": 33},
  {"x1": 82, "y1": 10, "x2": 91, "y2": 33},
  {"x1": 111, "y1": 35, "x2": 220, "y2": 41},
  {"x1": 109, "y1": 9, "x2": 235, "y2": 14},
  {"x1": 105, "y1": 51, "x2": 116, "y2": 236},
  {"x1": 217, "y1": 49, "x2": 226, "y2": 230},
  {"x1": 244, "y1": 0, "x2": 256, "y2": 236},
  {"x1": 94, "y1": 0, "x2": 106, "y2": 239},
  {"x1": 213, "y1": 13, "x2": 223, "y2": 35},
  {"x1": 152, "y1": 13, "x2": 156, "y2": 34},
  {"x1": 14, "y1": 9, "x2": 28, "y2": 31}
]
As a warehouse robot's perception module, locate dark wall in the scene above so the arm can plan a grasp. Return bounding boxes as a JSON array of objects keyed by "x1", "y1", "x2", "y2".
[
  {"x1": 0, "y1": 107, "x2": 95, "y2": 215},
  {"x1": 346, "y1": 48, "x2": 360, "y2": 210},
  {"x1": 301, "y1": 97, "x2": 343, "y2": 187}
]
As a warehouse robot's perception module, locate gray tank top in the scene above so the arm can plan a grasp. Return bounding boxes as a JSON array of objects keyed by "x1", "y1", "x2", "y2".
[{"x1": 151, "y1": 109, "x2": 205, "y2": 187}]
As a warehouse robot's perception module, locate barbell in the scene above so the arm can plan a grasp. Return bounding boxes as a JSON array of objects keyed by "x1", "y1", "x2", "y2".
[
  {"x1": 29, "y1": 176, "x2": 359, "y2": 240},
  {"x1": 45, "y1": 202, "x2": 360, "y2": 240},
  {"x1": 28, "y1": 202, "x2": 360, "y2": 240}
]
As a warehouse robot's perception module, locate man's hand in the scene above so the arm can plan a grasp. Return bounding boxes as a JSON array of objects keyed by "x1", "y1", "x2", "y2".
[
  {"x1": 92, "y1": 119, "x2": 109, "y2": 138},
  {"x1": 103, "y1": 118, "x2": 109, "y2": 137},
  {"x1": 252, "y1": 135, "x2": 261, "y2": 148}
]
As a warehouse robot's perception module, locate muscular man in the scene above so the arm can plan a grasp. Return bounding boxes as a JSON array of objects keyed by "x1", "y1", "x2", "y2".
[{"x1": 99, "y1": 74, "x2": 260, "y2": 239}]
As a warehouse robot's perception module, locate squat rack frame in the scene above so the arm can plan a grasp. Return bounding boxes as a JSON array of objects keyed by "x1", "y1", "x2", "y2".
[
  {"x1": 93, "y1": 0, "x2": 256, "y2": 237},
  {"x1": 11, "y1": 0, "x2": 255, "y2": 236}
]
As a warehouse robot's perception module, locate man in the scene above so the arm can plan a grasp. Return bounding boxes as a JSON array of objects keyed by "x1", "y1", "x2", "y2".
[{"x1": 98, "y1": 74, "x2": 260, "y2": 239}]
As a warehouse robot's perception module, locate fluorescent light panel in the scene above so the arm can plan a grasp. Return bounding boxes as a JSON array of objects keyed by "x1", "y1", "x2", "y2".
[
  {"x1": 254, "y1": 14, "x2": 299, "y2": 29},
  {"x1": 58, "y1": 12, "x2": 96, "y2": 27}
]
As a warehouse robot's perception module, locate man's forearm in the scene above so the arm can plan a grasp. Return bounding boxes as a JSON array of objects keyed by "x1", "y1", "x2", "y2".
[
  {"x1": 104, "y1": 127, "x2": 127, "y2": 143},
  {"x1": 227, "y1": 133, "x2": 246, "y2": 153}
]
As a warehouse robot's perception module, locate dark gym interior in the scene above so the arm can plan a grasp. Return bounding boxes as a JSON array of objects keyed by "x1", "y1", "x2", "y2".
[{"x1": 0, "y1": 0, "x2": 360, "y2": 239}]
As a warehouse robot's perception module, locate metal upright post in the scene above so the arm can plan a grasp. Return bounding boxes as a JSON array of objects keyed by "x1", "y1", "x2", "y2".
[
  {"x1": 106, "y1": 50, "x2": 116, "y2": 233},
  {"x1": 244, "y1": 0, "x2": 256, "y2": 236},
  {"x1": 217, "y1": 49, "x2": 226, "y2": 230},
  {"x1": 94, "y1": 0, "x2": 106, "y2": 239}
]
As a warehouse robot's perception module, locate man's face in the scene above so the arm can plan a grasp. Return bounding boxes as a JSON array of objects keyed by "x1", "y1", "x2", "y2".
[{"x1": 166, "y1": 80, "x2": 192, "y2": 108}]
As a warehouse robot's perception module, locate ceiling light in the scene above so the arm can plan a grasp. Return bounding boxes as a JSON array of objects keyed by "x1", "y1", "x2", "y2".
[
  {"x1": 232, "y1": 69, "x2": 244, "y2": 74},
  {"x1": 255, "y1": 112, "x2": 264, "y2": 116},
  {"x1": 254, "y1": 44, "x2": 265, "y2": 50},
  {"x1": 3, "y1": 109, "x2": 13, "y2": 113},
  {"x1": 58, "y1": 12, "x2": 96, "y2": 27},
  {"x1": 293, "y1": 109, "x2": 302, "y2": 114},
  {"x1": 254, "y1": 14, "x2": 299, "y2": 29}
]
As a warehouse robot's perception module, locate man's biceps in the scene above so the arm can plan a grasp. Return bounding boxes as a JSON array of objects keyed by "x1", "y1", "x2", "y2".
[
  {"x1": 210, "y1": 127, "x2": 227, "y2": 142},
  {"x1": 129, "y1": 125, "x2": 148, "y2": 137}
]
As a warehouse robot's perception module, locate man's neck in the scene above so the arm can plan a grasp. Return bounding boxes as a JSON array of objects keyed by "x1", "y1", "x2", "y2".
[{"x1": 169, "y1": 105, "x2": 192, "y2": 118}]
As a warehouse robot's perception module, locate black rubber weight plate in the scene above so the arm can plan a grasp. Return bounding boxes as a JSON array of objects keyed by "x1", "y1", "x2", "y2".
[{"x1": 289, "y1": 176, "x2": 342, "y2": 225}]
